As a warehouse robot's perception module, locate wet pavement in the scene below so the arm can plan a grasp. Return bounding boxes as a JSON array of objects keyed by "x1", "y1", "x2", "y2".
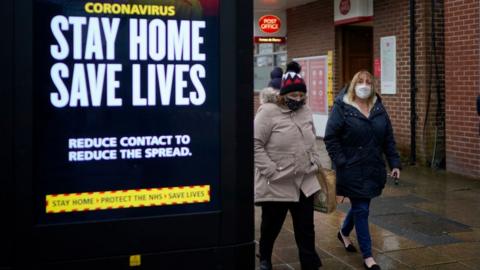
[{"x1": 255, "y1": 140, "x2": 480, "y2": 269}]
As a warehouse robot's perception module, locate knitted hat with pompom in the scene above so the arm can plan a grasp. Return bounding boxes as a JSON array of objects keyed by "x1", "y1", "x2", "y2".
[{"x1": 280, "y1": 61, "x2": 306, "y2": 95}]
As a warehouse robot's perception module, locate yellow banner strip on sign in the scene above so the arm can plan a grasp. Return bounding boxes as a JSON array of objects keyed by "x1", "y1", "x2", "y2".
[
  {"x1": 327, "y1": 50, "x2": 334, "y2": 108},
  {"x1": 46, "y1": 185, "x2": 210, "y2": 214}
]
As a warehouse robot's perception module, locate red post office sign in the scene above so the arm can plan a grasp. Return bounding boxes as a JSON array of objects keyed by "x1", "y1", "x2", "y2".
[{"x1": 258, "y1": 15, "x2": 281, "y2": 34}]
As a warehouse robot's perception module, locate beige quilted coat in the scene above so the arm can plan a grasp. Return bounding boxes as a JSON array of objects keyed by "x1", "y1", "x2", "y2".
[{"x1": 254, "y1": 88, "x2": 321, "y2": 203}]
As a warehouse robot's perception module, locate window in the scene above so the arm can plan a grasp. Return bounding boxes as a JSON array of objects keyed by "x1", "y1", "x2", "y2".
[{"x1": 254, "y1": 43, "x2": 287, "y2": 91}]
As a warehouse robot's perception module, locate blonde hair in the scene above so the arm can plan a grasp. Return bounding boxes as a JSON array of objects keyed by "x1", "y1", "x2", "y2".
[{"x1": 346, "y1": 70, "x2": 377, "y2": 107}]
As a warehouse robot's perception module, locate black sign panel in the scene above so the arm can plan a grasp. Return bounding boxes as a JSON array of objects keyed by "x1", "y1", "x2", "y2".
[{"x1": 33, "y1": 0, "x2": 220, "y2": 224}]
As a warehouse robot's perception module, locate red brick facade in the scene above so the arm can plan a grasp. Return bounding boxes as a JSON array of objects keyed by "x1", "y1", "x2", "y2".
[
  {"x1": 373, "y1": 0, "x2": 412, "y2": 158},
  {"x1": 374, "y1": 0, "x2": 446, "y2": 168},
  {"x1": 285, "y1": 0, "x2": 441, "y2": 163},
  {"x1": 287, "y1": 1, "x2": 338, "y2": 92},
  {"x1": 254, "y1": 0, "x2": 479, "y2": 178},
  {"x1": 280, "y1": 0, "x2": 479, "y2": 178},
  {"x1": 444, "y1": 0, "x2": 480, "y2": 178}
]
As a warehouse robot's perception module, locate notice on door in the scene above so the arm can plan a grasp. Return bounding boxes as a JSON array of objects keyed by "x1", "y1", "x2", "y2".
[{"x1": 34, "y1": 0, "x2": 220, "y2": 224}]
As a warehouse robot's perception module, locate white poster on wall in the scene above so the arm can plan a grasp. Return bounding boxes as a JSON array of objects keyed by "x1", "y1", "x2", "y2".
[{"x1": 380, "y1": 36, "x2": 397, "y2": 94}]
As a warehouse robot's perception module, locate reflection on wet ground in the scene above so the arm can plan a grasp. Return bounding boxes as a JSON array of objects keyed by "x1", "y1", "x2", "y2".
[{"x1": 254, "y1": 140, "x2": 480, "y2": 269}]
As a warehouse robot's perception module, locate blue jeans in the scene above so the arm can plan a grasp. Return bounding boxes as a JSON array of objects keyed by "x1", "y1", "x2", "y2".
[{"x1": 340, "y1": 197, "x2": 372, "y2": 258}]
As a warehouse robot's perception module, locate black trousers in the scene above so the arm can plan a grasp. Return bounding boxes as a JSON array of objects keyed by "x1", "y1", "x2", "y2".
[{"x1": 259, "y1": 192, "x2": 321, "y2": 269}]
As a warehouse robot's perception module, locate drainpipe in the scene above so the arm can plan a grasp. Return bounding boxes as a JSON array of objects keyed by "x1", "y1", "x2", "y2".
[{"x1": 409, "y1": 0, "x2": 417, "y2": 165}]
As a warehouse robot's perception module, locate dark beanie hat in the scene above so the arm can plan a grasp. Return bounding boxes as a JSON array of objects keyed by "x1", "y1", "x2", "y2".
[
  {"x1": 268, "y1": 77, "x2": 282, "y2": 90},
  {"x1": 270, "y1": 67, "x2": 283, "y2": 79},
  {"x1": 280, "y1": 61, "x2": 306, "y2": 95},
  {"x1": 267, "y1": 67, "x2": 283, "y2": 90},
  {"x1": 286, "y1": 61, "x2": 301, "y2": 73}
]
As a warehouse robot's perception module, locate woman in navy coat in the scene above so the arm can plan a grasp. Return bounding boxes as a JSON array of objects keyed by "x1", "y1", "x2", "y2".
[{"x1": 324, "y1": 70, "x2": 401, "y2": 270}]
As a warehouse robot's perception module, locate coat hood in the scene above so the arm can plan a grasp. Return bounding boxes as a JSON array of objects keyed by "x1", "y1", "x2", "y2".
[
  {"x1": 334, "y1": 86, "x2": 348, "y2": 104},
  {"x1": 259, "y1": 87, "x2": 279, "y2": 104}
]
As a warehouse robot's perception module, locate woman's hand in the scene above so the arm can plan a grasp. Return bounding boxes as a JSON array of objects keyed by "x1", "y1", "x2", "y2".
[{"x1": 391, "y1": 168, "x2": 401, "y2": 179}]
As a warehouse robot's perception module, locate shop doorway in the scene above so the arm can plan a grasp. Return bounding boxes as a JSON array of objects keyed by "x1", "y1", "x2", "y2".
[{"x1": 340, "y1": 25, "x2": 373, "y2": 85}]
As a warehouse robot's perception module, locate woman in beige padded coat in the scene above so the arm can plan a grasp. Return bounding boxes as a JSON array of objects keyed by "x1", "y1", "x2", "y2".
[{"x1": 254, "y1": 62, "x2": 322, "y2": 270}]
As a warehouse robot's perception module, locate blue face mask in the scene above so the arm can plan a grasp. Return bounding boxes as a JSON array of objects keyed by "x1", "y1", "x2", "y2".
[{"x1": 285, "y1": 97, "x2": 305, "y2": 111}]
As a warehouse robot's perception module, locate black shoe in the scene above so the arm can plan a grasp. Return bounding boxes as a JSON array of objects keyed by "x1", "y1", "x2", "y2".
[
  {"x1": 301, "y1": 265, "x2": 322, "y2": 270},
  {"x1": 300, "y1": 259, "x2": 323, "y2": 270},
  {"x1": 259, "y1": 260, "x2": 272, "y2": 270},
  {"x1": 363, "y1": 263, "x2": 381, "y2": 270},
  {"x1": 337, "y1": 232, "x2": 357, "y2": 252}
]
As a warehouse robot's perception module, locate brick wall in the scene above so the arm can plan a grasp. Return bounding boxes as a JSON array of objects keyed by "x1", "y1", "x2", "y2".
[
  {"x1": 374, "y1": 0, "x2": 412, "y2": 158},
  {"x1": 426, "y1": 0, "x2": 446, "y2": 169},
  {"x1": 286, "y1": 0, "x2": 419, "y2": 160},
  {"x1": 257, "y1": 0, "x2": 479, "y2": 178},
  {"x1": 444, "y1": 0, "x2": 480, "y2": 178},
  {"x1": 285, "y1": 0, "x2": 445, "y2": 166},
  {"x1": 374, "y1": 0, "x2": 446, "y2": 167},
  {"x1": 287, "y1": 1, "x2": 338, "y2": 92}
]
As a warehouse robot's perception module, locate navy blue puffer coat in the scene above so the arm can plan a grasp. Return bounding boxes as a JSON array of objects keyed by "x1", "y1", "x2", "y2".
[{"x1": 324, "y1": 90, "x2": 401, "y2": 199}]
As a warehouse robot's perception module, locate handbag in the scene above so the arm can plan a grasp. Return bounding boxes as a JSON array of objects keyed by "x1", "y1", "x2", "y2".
[{"x1": 313, "y1": 167, "x2": 337, "y2": 214}]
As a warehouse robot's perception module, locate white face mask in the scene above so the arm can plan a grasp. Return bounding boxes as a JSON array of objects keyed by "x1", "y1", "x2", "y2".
[{"x1": 355, "y1": 84, "x2": 372, "y2": 99}]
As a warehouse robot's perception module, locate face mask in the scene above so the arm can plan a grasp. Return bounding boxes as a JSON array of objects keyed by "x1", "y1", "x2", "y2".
[
  {"x1": 285, "y1": 96, "x2": 305, "y2": 111},
  {"x1": 355, "y1": 84, "x2": 372, "y2": 99}
]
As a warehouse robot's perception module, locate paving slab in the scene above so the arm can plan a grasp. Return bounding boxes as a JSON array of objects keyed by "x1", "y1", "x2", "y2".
[{"x1": 384, "y1": 247, "x2": 456, "y2": 268}]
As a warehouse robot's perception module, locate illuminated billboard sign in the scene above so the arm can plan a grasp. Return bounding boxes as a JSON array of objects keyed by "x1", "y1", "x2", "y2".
[{"x1": 34, "y1": 0, "x2": 220, "y2": 224}]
